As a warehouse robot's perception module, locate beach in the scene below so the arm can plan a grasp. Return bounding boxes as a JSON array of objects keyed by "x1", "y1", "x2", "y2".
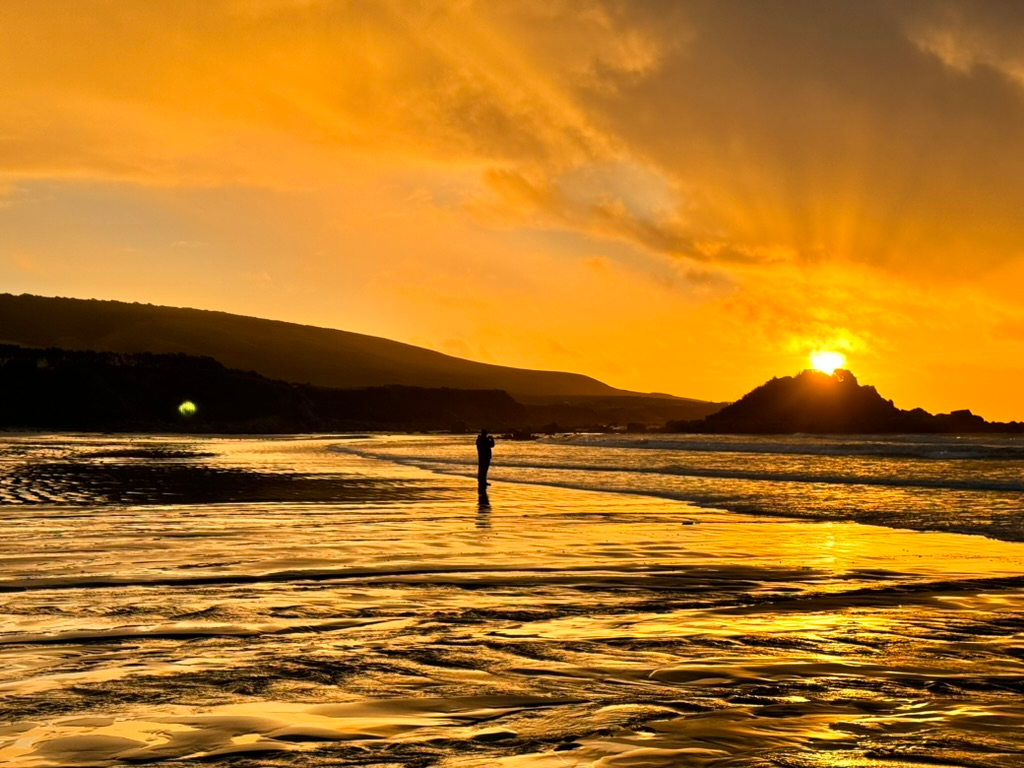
[{"x1": 2, "y1": 434, "x2": 1024, "y2": 767}]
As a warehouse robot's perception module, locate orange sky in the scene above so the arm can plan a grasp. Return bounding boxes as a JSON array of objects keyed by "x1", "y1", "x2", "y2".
[{"x1": 3, "y1": 1, "x2": 1024, "y2": 420}]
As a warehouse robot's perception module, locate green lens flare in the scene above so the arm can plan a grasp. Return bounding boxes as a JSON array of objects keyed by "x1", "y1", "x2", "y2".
[{"x1": 178, "y1": 400, "x2": 197, "y2": 417}]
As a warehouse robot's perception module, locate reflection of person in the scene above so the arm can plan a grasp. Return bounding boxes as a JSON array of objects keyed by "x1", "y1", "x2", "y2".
[
  {"x1": 477, "y1": 492, "x2": 491, "y2": 529},
  {"x1": 475, "y1": 428, "x2": 495, "y2": 490}
]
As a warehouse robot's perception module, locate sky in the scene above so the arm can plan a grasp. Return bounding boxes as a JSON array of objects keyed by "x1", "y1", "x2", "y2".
[{"x1": 3, "y1": 1, "x2": 1024, "y2": 420}]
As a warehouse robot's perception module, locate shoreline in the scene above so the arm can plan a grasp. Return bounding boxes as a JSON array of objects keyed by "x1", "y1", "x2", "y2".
[
  {"x1": 2, "y1": 435, "x2": 1024, "y2": 766},
  {"x1": 336, "y1": 433, "x2": 1024, "y2": 545}
]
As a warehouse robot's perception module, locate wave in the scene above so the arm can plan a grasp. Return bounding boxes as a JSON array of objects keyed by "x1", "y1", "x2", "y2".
[
  {"x1": 330, "y1": 438, "x2": 1024, "y2": 543},
  {"x1": 334, "y1": 445, "x2": 1024, "y2": 493},
  {"x1": 546, "y1": 434, "x2": 1024, "y2": 461}
]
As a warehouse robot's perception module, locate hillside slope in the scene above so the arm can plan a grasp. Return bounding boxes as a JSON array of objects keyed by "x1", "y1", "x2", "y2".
[{"x1": 0, "y1": 294, "x2": 694, "y2": 402}]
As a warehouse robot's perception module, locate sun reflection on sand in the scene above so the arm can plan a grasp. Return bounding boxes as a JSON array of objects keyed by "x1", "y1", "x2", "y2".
[{"x1": 1, "y1": 435, "x2": 1024, "y2": 766}]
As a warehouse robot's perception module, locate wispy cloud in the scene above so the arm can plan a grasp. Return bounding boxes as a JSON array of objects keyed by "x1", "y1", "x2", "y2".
[{"x1": 3, "y1": 1, "x2": 1024, "y2": 417}]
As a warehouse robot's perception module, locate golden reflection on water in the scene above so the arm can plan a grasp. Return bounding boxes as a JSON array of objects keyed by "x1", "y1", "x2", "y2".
[{"x1": 1, "y1": 435, "x2": 1024, "y2": 767}]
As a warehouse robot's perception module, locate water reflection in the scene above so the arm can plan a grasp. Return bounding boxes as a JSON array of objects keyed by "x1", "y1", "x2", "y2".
[
  {"x1": 477, "y1": 491, "x2": 491, "y2": 529},
  {"x1": 4, "y1": 435, "x2": 1024, "y2": 768},
  {"x1": 341, "y1": 434, "x2": 1024, "y2": 543}
]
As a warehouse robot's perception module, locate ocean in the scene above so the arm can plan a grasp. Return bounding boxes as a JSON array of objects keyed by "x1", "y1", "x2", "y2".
[
  {"x1": 1, "y1": 432, "x2": 1024, "y2": 767},
  {"x1": 344, "y1": 432, "x2": 1024, "y2": 541}
]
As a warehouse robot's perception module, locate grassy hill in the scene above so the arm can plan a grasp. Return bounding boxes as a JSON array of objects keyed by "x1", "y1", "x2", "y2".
[
  {"x1": 0, "y1": 294, "x2": 720, "y2": 428},
  {"x1": 0, "y1": 294, "x2": 628, "y2": 396},
  {"x1": 0, "y1": 294, "x2": 724, "y2": 424}
]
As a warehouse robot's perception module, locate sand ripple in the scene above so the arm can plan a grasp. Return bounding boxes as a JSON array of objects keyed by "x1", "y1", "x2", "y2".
[{"x1": 1, "y1": 435, "x2": 1023, "y2": 766}]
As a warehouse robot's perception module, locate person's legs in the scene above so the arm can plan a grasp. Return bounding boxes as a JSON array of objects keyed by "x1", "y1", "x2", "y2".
[{"x1": 478, "y1": 456, "x2": 491, "y2": 488}]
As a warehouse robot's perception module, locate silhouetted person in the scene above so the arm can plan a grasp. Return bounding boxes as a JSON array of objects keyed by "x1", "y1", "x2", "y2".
[{"x1": 476, "y1": 428, "x2": 495, "y2": 491}]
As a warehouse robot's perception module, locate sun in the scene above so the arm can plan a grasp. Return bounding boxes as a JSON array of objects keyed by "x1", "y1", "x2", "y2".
[{"x1": 809, "y1": 350, "x2": 847, "y2": 375}]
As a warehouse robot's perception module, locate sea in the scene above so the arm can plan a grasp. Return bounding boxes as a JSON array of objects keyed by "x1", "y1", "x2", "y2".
[
  {"x1": 346, "y1": 432, "x2": 1024, "y2": 542},
  {"x1": 1, "y1": 431, "x2": 1023, "y2": 767}
]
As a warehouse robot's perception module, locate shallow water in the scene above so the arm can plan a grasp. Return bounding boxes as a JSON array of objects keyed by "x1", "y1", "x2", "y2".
[
  {"x1": 344, "y1": 433, "x2": 1024, "y2": 542},
  {"x1": 1, "y1": 434, "x2": 1024, "y2": 767}
]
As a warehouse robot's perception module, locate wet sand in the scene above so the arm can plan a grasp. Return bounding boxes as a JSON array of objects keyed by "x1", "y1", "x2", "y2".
[{"x1": 2, "y1": 435, "x2": 1024, "y2": 766}]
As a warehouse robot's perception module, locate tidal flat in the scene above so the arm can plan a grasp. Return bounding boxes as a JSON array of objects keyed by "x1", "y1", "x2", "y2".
[{"x1": 2, "y1": 434, "x2": 1024, "y2": 767}]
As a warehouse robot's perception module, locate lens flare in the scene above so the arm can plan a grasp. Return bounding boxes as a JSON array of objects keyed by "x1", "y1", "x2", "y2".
[
  {"x1": 810, "y1": 351, "x2": 846, "y2": 375},
  {"x1": 178, "y1": 400, "x2": 197, "y2": 417}
]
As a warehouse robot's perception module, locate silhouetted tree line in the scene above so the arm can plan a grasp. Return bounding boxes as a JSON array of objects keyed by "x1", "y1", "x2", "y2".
[
  {"x1": 665, "y1": 370, "x2": 1024, "y2": 434},
  {"x1": 0, "y1": 345, "x2": 526, "y2": 432},
  {"x1": 0, "y1": 345, "x2": 733, "y2": 433}
]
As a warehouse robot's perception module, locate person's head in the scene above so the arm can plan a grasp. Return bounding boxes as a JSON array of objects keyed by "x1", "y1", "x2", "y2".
[{"x1": 479, "y1": 428, "x2": 488, "y2": 435}]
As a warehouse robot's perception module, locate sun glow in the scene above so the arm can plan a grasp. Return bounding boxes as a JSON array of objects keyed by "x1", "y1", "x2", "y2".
[{"x1": 810, "y1": 351, "x2": 847, "y2": 375}]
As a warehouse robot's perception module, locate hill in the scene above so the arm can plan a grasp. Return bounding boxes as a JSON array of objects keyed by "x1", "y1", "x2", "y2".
[
  {"x1": 666, "y1": 369, "x2": 1024, "y2": 434},
  {"x1": 0, "y1": 344, "x2": 526, "y2": 433},
  {"x1": 0, "y1": 294, "x2": 712, "y2": 417}
]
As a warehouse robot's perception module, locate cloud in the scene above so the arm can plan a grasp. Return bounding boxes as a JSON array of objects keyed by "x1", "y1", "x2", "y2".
[
  {"x1": 4, "y1": 0, "x2": 1024, "y2": 418},
  {"x1": 903, "y1": 0, "x2": 1024, "y2": 83},
  {"x1": 6, "y1": 0, "x2": 1023, "y2": 279},
  {"x1": 562, "y1": 2, "x2": 1024, "y2": 273}
]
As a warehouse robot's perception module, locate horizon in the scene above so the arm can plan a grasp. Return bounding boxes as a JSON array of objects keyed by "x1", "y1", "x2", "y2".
[
  {"x1": 3, "y1": 3, "x2": 1024, "y2": 421},
  {"x1": 8, "y1": 291, "x2": 1018, "y2": 425}
]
